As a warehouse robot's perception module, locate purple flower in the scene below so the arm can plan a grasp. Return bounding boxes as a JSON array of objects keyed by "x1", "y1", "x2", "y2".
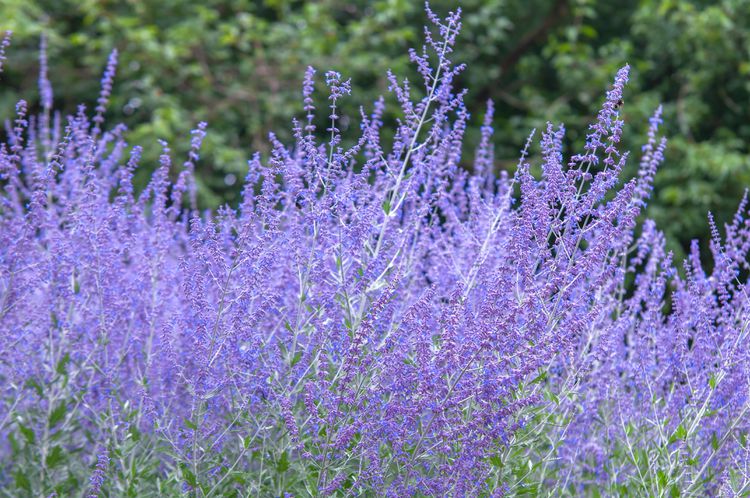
[
  {"x1": 0, "y1": 3, "x2": 745, "y2": 496},
  {"x1": 0, "y1": 31, "x2": 11, "y2": 74},
  {"x1": 92, "y1": 48, "x2": 118, "y2": 135},
  {"x1": 87, "y1": 448, "x2": 109, "y2": 498}
]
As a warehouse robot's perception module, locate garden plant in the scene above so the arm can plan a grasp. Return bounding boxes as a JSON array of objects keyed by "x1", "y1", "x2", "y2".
[{"x1": 1, "y1": 4, "x2": 749, "y2": 497}]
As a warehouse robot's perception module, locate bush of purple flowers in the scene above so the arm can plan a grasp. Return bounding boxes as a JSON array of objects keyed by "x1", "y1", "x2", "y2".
[{"x1": 1, "y1": 5, "x2": 749, "y2": 497}]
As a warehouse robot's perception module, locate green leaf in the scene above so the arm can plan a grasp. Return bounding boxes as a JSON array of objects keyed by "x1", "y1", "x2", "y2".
[
  {"x1": 13, "y1": 470, "x2": 31, "y2": 492},
  {"x1": 26, "y1": 378, "x2": 43, "y2": 397},
  {"x1": 8, "y1": 432, "x2": 19, "y2": 455},
  {"x1": 402, "y1": 357, "x2": 416, "y2": 367},
  {"x1": 381, "y1": 198, "x2": 391, "y2": 215},
  {"x1": 488, "y1": 455, "x2": 502, "y2": 467},
  {"x1": 636, "y1": 448, "x2": 649, "y2": 472},
  {"x1": 181, "y1": 464, "x2": 198, "y2": 488},
  {"x1": 18, "y1": 424, "x2": 35, "y2": 445},
  {"x1": 232, "y1": 472, "x2": 247, "y2": 485},
  {"x1": 278, "y1": 341, "x2": 288, "y2": 357},
  {"x1": 277, "y1": 450, "x2": 289, "y2": 473},
  {"x1": 184, "y1": 418, "x2": 198, "y2": 430},
  {"x1": 290, "y1": 351, "x2": 303, "y2": 367},
  {"x1": 544, "y1": 389, "x2": 560, "y2": 406},
  {"x1": 529, "y1": 370, "x2": 548, "y2": 385},
  {"x1": 669, "y1": 424, "x2": 687, "y2": 444},
  {"x1": 657, "y1": 469, "x2": 668, "y2": 488},
  {"x1": 709, "y1": 373, "x2": 717, "y2": 390},
  {"x1": 56, "y1": 352, "x2": 71, "y2": 375},
  {"x1": 46, "y1": 445, "x2": 66, "y2": 468},
  {"x1": 49, "y1": 402, "x2": 68, "y2": 428},
  {"x1": 128, "y1": 423, "x2": 141, "y2": 442}
]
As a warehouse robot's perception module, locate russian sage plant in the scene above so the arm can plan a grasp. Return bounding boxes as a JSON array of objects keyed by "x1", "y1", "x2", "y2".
[{"x1": 0, "y1": 4, "x2": 749, "y2": 497}]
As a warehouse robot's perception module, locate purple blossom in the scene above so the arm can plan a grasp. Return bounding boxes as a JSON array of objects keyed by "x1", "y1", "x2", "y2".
[
  {"x1": 92, "y1": 48, "x2": 118, "y2": 135},
  {"x1": 0, "y1": 31, "x2": 11, "y2": 74},
  {"x1": 302, "y1": 65, "x2": 317, "y2": 134},
  {"x1": 87, "y1": 449, "x2": 109, "y2": 497},
  {"x1": 0, "y1": 4, "x2": 746, "y2": 497},
  {"x1": 38, "y1": 34, "x2": 53, "y2": 111}
]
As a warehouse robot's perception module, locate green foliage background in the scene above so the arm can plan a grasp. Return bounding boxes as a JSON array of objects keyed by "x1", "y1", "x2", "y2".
[{"x1": 1, "y1": 0, "x2": 749, "y2": 258}]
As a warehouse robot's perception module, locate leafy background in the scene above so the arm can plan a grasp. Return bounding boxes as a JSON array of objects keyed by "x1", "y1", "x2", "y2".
[{"x1": 1, "y1": 0, "x2": 749, "y2": 259}]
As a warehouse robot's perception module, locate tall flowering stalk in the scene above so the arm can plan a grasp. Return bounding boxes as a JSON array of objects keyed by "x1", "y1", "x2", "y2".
[{"x1": 0, "y1": 4, "x2": 748, "y2": 497}]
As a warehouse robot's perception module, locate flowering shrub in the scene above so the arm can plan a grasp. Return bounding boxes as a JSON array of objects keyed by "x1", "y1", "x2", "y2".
[{"x1": 1, "y1": 5, "x2": 749, "y2": 497}]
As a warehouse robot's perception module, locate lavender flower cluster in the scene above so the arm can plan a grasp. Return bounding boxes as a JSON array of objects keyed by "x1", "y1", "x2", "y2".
[{"x1": 1, "y1": 5, "x2": 749, "y2": 497}]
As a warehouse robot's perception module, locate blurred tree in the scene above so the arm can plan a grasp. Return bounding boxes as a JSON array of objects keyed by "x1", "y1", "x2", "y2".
[{"x1": 1, "y1": 0, "x2": 748, "y2": 258}]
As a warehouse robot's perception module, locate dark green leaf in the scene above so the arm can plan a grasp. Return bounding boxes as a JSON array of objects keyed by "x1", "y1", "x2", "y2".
[
  {"x1": 184, "y1": 418, "x2": 197, "y2": 430},
  {"x1": 49, "y1": 402, "x2": 68, "y2": 428},
  {"x1": 14, "y1": 470, "x2": 31, "y2": 492},
  {"x1": 56, "y1": 352, "x2": 71, "y2": 375},
  {"x1": 46, "y1": 445, "x2": 66, "y2": 468},
  {"x1": 277, "y1": 450, "x2": 289, "y2": 473},
  {"x1": 18, "y1": 424, "x2": 35, "y2": 445}
]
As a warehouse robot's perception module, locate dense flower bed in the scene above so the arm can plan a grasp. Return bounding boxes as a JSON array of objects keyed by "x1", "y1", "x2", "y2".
[{"x1": 0, "y1": 6, "x2": 749, "y2": 497}]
